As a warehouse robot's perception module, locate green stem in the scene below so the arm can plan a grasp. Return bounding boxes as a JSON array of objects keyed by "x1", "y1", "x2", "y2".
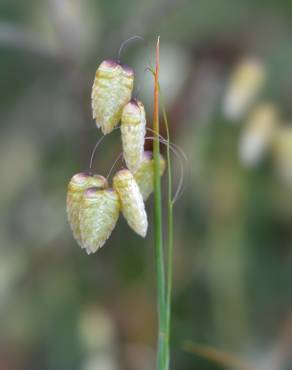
[
  {"x1": 153, "y1": 37, "x2": 167, "y2": 370},
  {"x1": 161, "y1": 92, "x2": 173, "y2": 370}
]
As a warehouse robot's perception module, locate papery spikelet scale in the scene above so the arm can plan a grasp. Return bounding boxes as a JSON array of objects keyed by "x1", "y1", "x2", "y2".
[
  {"x1": 79, "y1": 188, "x2": 120, "y2": 254},
  {"x1": 91, "y1": 60, "x2": 134, "y2": 134},
  {"x1": 113, "y1": 169, "x2": 148, "y2": 237},
  {"x1": 66, "y1": 172, "x2": 108, "y2": 247},
  {"x1": 121, "y1": 100, "x2": 146, "y2": 172},
  {"x1": 134, "y1": 151, "x2": 166, "y2": 200}
]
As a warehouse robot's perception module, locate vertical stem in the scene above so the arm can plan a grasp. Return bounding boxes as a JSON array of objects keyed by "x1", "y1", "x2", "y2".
[
  {"x1": 153, "y1": 36, "x2": 167, "y2": 370},
  {"x1": 162, "y1": 102, "x2": 173, "y2": 370}
]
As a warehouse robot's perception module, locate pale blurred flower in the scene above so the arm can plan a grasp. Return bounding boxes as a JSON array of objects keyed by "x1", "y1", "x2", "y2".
[
  {"x1": 82, "y1": 355, "x2": 118, "y2": 370},
  {"x1": 273, "y1": 125, "x2": 292, "y2": 185},
  {"x1": 78, "y1": 306, "x2": 116, "y2": 354},
  {"x1": 50, "y1": 0, "x2": 102, "y2": 61},
  {"x1": 223, "y1": 58, "x2": 266, "y2": 121},
  {"x1": 239, "y1": 103, "x2": 278, "y2": 167},
  {"x1": 33, "y1": 0, "x2": 102, "y2": 62},
  {"x1": 79, "y1": 307, "x2": 118, "y2": 370}
]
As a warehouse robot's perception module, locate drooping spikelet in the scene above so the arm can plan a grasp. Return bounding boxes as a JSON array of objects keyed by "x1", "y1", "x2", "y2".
[
  {"x1": 66, "y1": 172, "x2": 108, "y2": 247},
  {"x1": 134, "y1": 151, "x2": 166, "y2": 200},
  {"x1": 79, "y1": 188, "x2": 120, "y2": 254},
  {"x1": 121, "y1": 100, "x2": 146, "y2": 172},
  {"x1": 91, "y1": 60, "x2": 134, "y2": 134},
  {"x1": 113, "y1": 169, "x2": 148, "y2": 237}
]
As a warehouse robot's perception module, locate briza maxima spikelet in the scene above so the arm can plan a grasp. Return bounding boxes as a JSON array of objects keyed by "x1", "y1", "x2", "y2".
[
  {"x1": 121, "y1": 99, "x2": 146, "y2": 172},
  {"x1": 91, "y1": 60, "x2": 134, "y2": 134},
  {"x1": 113, "y1": 169, "x2": 148, "y2": 237},
  {"x1": 223, "y1": 58, "x2": 266, "y2": 121},
  {"x1": 79, "y1": 188, "x2": 120, "y2": 254},
  {"x1": 134, "y1": 151, "x2": 166, "y2": 200},
  {"x1": 66, "y1": 173, "x2": 108, "y2": 247},
  {"x1": 239, "y1": 103, "x2": 278, "y2": 167}
]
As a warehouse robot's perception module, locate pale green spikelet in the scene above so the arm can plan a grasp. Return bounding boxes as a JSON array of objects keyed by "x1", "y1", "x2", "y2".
[
  {"x1": 91, "y1": 60, "x2": 134, "y2": 134},
  {"x1": 121, "y1": 99, "x2": 146, "y2": 172},
  {"x1": 113, "y1": 169, "x2": 148, "y2": 237},
  {"x1": 66, "y1": 172, "x2": 108, "y2": 247},
  {"x1": 79, "y1": 188, "x2": 120, "y2": 254},
  {"x1": 134, "y1": 151, "x2": 166, "y2": 200}
]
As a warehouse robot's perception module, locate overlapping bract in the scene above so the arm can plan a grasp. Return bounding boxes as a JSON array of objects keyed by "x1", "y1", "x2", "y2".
[
  {"x1": 121, "y1": 100, "x2": 146, "y2": 172},
  {"x1": 66, "y1": 173, "x2": 108, "y2": 247},
  {"x1": 79, "y1": 188, "x2": 120, "y2": 254},
  {"x1": 113, "y1": 169, "x2": 148, "y2": 237},
  {"x1": 91, "y1": 60, "x2": 134, "y2": 134},
  {"x1": 134, "y1": 151, "x2": 166, "y2": 200}
]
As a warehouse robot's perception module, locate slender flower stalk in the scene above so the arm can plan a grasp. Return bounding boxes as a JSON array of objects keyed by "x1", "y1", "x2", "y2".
[
  {"x1": 153, "y1": 36, "x2": 167, "y2": 370},
  {"x1": 161, "y1": 96, "x2": 173, "y2": 370}
]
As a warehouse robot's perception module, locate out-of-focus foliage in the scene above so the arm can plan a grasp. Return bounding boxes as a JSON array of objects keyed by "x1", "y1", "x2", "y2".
[{"x1": 1, "y1": 0, "x2": 292, "y2": 370}]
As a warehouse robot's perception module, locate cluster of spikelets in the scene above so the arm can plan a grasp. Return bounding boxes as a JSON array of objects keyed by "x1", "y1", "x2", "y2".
[
  {"x1": 67, "y1": 59, "x2": 166, "y2": 254},
  {"x1": 223, "y1": 57, "x2": 292, "y2": 185}
]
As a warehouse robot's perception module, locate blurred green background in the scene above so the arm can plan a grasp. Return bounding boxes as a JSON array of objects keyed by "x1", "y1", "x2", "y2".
[{"x1": 1, "y1": 0, "x2": 292, "y2": 369}]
